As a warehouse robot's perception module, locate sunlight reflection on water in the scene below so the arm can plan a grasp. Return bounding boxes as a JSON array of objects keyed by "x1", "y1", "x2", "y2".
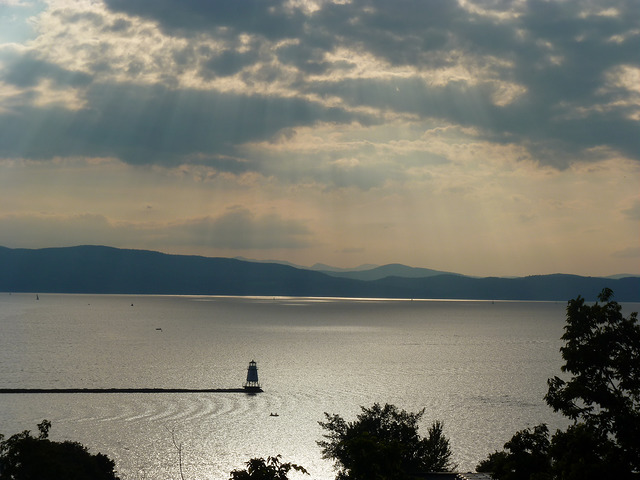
[{"x1": 3, "y1": 294, "x2": 636, "y2": 478}]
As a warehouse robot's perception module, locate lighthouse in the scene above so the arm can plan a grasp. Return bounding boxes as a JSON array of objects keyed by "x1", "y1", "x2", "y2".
[{"x1": 243, "y1": 360, "x2": 262, "y2": 393}]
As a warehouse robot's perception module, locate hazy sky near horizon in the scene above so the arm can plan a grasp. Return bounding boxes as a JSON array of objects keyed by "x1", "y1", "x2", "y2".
[{"x1": 0, "y1": 0, "x2": 638, "y2": 277}]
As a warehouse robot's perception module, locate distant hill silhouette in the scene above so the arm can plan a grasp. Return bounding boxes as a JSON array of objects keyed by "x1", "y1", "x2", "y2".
[
  {"x1": 311, "y1": 262, "x2": 380, "y2": 273},
  {"x1": 1, "y1": 245, "x2": 638, "y2": 301},
  {"x1": 318, "y1": 263, "x2": 459, "y2": 281}
]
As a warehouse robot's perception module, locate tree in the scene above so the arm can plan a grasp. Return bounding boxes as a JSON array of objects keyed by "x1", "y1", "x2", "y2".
[
  {"x1": 549, "y1": 423, "x2": 630, "y2": 480},
  {"x1": 0, "y1": 420, "x2": 120, "y2": 480},
  {"x1": 477, "y1": 289, "x2": 640, "y2": 479},
  {"x1": 476, "y1": 424, "x2": 551, "y2": 480},
  {"x1": 545, "y1": 288, "x2": 640, "y2": 471},
  {"x1": 318, "y1": 403, "x2": 454, "y2": 480},
  {"x1": 477, "y1": 423, "x2": 634, "y2": 480},
  {"x1": 229, "y1": 455, "x2": 308, "y2": 480}
]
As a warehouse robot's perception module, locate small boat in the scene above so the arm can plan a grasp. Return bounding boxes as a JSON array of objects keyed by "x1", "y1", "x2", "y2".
[{"x1": 270, "y1": 413, "x2": 279, "y2": 417}]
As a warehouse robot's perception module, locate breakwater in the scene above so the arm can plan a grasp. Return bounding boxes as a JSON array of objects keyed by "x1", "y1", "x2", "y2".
[{"x1": 0, "y1": 388, "x2": 260, "y2": 394}]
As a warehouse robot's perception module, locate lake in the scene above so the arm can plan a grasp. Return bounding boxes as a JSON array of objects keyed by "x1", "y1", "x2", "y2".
[{"x1": 1, "y1": 294, "x2": 636, "y2": 479}]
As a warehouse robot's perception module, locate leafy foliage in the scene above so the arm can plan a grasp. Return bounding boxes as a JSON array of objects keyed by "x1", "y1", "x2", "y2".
[
  {"x1": 545, "y1": 288, "x2": 640, "y2": 469},
  {"x1": 228, "y1": 455, "x2": 308, "y2": 480},
  {"x1": 477, "y1": 289, "x2": 640, "y2": 479},
  {"x1": 476, "y1": 424, "x2": 551, "y2": 480},
  {"x1": 318, "y1": 403, "x2": 454, "y2": 480},
  {"x1": 549, "y1": 423, "x2": 631, "y2": 480},
  {"x1": 0, "y1": 421, "x2": 120, "y2": 480}
]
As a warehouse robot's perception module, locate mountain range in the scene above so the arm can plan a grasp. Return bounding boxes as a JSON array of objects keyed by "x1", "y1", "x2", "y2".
[{"x1": 1, "y1": 245, "x2": 638, "y2": 301}]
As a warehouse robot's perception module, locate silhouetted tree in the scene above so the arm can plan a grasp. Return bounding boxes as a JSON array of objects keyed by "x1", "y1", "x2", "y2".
[
  {"x1": 0, "y1": 420, "x2": 119, "y2": 480},
  {"x1": 545, "y1": 288, "x2": 640, "y2": 471},
  {"x1": 229, "y1": 455, "x2": 308, "y2": 480},
  {"x1": 476, "y1": 424, "x2": 551, "y2": 480},
  {"x1": 549, "y1": 423, "x2": 631, "y2": 480},
  {"x1": 477, "y1": 289, "x2": 640, "y2": 479},
  {"x1": 318, "y1": 403, "x2": 454, "y2": 480},
  {"x1": 477, "y1": 422, "x2": 635, "y2": 480}
]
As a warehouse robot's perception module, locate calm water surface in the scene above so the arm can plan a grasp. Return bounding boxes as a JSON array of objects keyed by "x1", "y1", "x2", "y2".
[{"x1": 2, "y1": 294, "x2": 635, "y2": 479}]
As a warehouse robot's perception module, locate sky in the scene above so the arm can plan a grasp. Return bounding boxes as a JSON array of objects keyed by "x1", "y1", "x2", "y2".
[{"x1": 0, "y1": 0, "x2": 638, "y2": 277}]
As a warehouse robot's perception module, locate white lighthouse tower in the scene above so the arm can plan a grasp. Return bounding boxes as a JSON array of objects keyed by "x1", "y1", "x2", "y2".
[{"x1": 243, "y1": 360, "x2": 262, "y2": 392}]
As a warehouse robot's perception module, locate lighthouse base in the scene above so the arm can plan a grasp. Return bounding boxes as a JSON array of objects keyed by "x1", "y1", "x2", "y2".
[{"x1": 243, "y1": 385, "x2": 263, "y2": 393}]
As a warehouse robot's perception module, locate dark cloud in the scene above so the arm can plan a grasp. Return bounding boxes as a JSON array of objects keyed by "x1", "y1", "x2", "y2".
[
  {"x1": 100, "y1": 0, "x2": 640, "y2": 168},
  {"x1": 275, "y1": 42, "x2": 334, "y2": 75},
  {"x1": 0, "y1": 52, "x2": 92, "y2": 88},
  {"x1": 309, "y1": 74, "x2": 640, "y2": 166},
  {"x1": 104, "y1": 0, "x2": 305, "y2": 40},
  {"x1": 201, "y1": 48, "x2": 261, "y2": 77},
  {"x1": 2, "y1": 0, "x2": 637, "y2": 173},
  {"x1": 311, "y1": 0, "x2": 463, "y2": 68},
  {"x1": 0, "y1": 78, "x2": 372, "y2": 165},
  {"x1": 310, "y1": 77, "x2": 499, "y2": 128}
]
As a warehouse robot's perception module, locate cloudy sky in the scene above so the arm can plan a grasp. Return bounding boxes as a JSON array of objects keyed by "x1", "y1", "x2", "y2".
[{"x1": 0, "y1": 0, "x2": 638, "y2": 277}]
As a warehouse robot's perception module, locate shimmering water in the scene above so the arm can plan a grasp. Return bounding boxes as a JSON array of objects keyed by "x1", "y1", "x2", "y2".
[{"x1": 2, "y1": 294, "x2": 633, "y2": 479}]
